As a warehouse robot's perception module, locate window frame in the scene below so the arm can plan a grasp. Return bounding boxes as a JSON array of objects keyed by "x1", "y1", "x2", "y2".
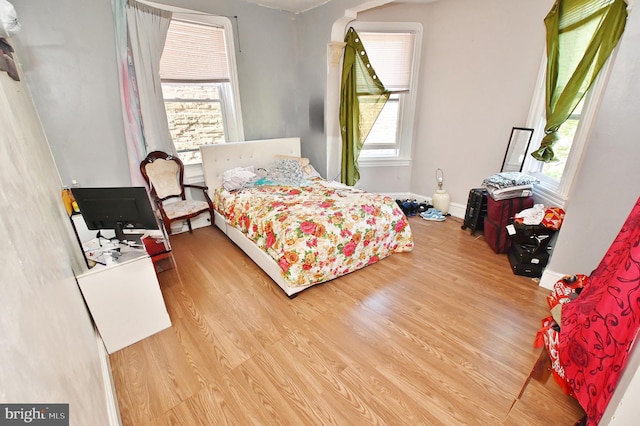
[
  {"x1": 349, "y1": 21, "x2": 422, "y2": 167},
  {"x1": 522, "y1": 50, "x2": 616, "y2": 208},
  {"x1": 160, "y1": 81, "x2": 229, "y2": 163},
  {"x1": 156, "y1": 7, "x2": 244, "y2": 171}
]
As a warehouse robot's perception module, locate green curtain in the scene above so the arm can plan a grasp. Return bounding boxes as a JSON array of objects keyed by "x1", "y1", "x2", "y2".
[
  {"x1": 339, "y1": 27, "x2": 390, "y2": 186},
  {"x1": 532, "y1": 0, "x2": 627, "y2": 162}
]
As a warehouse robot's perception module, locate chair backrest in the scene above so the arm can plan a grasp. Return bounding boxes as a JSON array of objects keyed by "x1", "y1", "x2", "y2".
[{"x1": 140, "y1": 151, "x2": 185, "y2": 200}]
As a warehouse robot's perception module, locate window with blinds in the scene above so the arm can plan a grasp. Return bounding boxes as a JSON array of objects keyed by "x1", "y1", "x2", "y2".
[
  {"x1": 357, "y1": 31, "x2": 415, "y2": 92},
  {"x1": 160, "y1": 19, "x2": 230, "y2": 83},
  {"x1": 353, "y1": 24, "x2": 421, "y2": 161},
  {"x1": 160, "y1": 15, "x2": 242, "y2": 165}
]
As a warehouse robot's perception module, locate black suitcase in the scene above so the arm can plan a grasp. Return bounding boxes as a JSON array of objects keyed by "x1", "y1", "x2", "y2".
[
  {"x1": 461, "y1": 188, "x2": 488, "y2": 235},
  {"x1": 508, "y1": 243, "x2": 550, "y2": 267},
  {"x1": 508, "y1": 244, "x2": 547, "y2": 278},
  {"x1": 509, "y1": 222, "x2": 556, "y2": 254}
]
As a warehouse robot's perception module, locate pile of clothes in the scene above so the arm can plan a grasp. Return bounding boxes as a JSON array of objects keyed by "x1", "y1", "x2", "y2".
[
  {"x1": 513, "y1": 204, "x2": 565, "y2": 229},
  {"x1": 481, "y1": 171, "x2": 540, "y2": 201}
]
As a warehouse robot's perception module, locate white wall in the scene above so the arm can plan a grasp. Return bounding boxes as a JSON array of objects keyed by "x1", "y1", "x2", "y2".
[
  {"x1": 542, "y1": 6, "x2": 640, "y2": 423},
  {"x1": 0, "y1": 48, "x2": 113, "y2": 424},
  {"x1": 351, "y1": 0, "x2": 553, "y2": 199},
  {"x1": 543, "y1": 4, "x2": 640, "y2": 280}
]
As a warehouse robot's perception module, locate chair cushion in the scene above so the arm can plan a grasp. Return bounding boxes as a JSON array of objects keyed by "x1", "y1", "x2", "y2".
[
  {"x1": 146, "y1": 158, "x2": 182, "y2": 198},
  {"x1": 164, "y1": 200, "x2": 210, "y2": 219}
]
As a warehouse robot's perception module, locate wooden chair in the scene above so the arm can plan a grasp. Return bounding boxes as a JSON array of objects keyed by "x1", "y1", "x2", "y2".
[{"x1": 140, "y1": 151, "x2": 214, "y2": 235}]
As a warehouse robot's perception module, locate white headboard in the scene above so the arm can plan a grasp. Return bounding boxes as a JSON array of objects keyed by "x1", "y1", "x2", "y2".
[{"x1": 200, "y1": 137, "x2": 301, "y2": 189}]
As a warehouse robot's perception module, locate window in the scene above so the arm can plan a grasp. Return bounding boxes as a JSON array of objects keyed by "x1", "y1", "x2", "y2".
[
  {"x1": 539, "y1": 98, "x2": 585, "y2": 181},
  {"x1": 160, "y1": 14, "x2": 243, "y2": 165},
  {"x1": 522, "y1": 54, "x2": 614, "y2": 208},
  {"x1": 522, "y1": 0, "x2": 626, "y2": 208},
  {"x1": 351, "y1": 23, "x2": 422, "y2": 164}
]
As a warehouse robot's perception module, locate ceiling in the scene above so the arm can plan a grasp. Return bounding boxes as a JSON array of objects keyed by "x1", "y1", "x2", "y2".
[
  {"x1": 243, "y1": 0, "x2": 437, "y2": 14},
  {"x1": 243, "y1": 0, "x2": 333, "y2": 13}
]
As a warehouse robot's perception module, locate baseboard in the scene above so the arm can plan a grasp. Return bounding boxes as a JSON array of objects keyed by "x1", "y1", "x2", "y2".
[
  {"x1": 444, "y1": 201, "x2": 465, "y2": 220},
  {"x1": 379, "y1": 192, "x2": 465, "y2": 220},
  {"x1": 409, "y1": 193, "x2": 465, "y2": 219},
  {"x1": 96, "y1": 329, "x2": 122, "y2": 426}
]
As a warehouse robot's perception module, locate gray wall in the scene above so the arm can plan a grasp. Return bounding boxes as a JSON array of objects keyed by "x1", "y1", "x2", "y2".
[
  {"x1": 0, "y1": 48, "x2": 112, "y2": 424},
  {"x1": 12, "y1": 0, "x2": 300, "y2": 188},
  {"x1": 14, "y1": 0, "x2": 551, "y2": 201},
  {"x1": 290, "y1": 0, "x2": 365, "y2": 170},
  {"x1": 12, "y1": 0, "x2": 130, "y2": 188},
  {"x1": 12, "y1": 0, "x2": 635, "y2": 222}
]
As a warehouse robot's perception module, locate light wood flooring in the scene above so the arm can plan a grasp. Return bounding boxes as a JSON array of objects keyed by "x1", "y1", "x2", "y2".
[{"x1": 110, "y1": 216, "x2": 585, "y2": 425}]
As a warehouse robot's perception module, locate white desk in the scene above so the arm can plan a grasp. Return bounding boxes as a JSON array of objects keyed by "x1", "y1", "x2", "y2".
[{"x1": 75, "y1": 244, "x2": 171, "y2": 354}]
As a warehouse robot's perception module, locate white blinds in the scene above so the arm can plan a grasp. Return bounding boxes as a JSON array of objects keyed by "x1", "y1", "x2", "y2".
[
  {"x1": 160, "y1": 19, "x2": 230, "y2": 83},
  {"x1": 358, "y1": 31, "x2": 415, "y2": 92}
]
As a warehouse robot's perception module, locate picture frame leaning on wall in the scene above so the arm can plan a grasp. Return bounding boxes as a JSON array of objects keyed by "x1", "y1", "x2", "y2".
[{"x1": 501, "y1": 127, "x2": 534, "y2": 173}]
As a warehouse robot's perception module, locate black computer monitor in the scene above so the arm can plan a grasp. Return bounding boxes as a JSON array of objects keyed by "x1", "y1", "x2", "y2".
[{"x1": 71, "y1": 187, "x2": 159, "y2": 242}]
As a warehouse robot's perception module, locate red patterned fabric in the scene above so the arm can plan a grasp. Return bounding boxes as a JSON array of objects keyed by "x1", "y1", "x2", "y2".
[
  {"x1": 559, "y1": 197, "x2": 640, "y2": 425},
  {"x1": 542, "y1": 207, "x2": 565, "y2": 230},
  {"x1": 535, "y1": 316, "x2": 574, "y2": 395},
  {"x1": 547, "y1": 274, "x2": 589, "y2": 311},
  {"x1": 535, "y1": 275, "x2": 589, "y2": 395}
]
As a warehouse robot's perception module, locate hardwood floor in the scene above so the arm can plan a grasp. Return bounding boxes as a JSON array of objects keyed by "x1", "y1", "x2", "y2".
[{"x1": 110, "y1": 216, "x2": 584, "y2": 425}]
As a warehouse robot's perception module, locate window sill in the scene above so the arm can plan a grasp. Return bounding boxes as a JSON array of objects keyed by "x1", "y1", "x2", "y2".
[
  {"x1": 531, "y1": 179, "x2": 568, "y2": 208},
  {"x1": 184, "y1": 163, "x2": 204, "y2": 185},
  {"x1": 358, "y1": 157, "x2": 412, "y2": 167}
]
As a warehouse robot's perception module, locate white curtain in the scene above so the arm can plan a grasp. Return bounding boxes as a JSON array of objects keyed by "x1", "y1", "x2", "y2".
[
  {"x1": 111, "y1": 0, "x2": 173, "y2": 186},
  {"x1": 112, "y1": 0, "x2": 146, "y2": 186},
  {"x1": 125, "y1": 1, "x2": 174, "y2": 155}
]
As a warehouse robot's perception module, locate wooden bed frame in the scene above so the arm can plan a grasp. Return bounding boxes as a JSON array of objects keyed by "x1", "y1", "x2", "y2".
[{"x1": 200, "y1": 138, "x2": 313, "y2": 296}]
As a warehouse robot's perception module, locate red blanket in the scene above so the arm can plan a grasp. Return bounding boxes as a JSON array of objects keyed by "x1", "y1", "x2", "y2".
[{"x1": 559, "y1": 197, "x2": 640, "y2": 425}]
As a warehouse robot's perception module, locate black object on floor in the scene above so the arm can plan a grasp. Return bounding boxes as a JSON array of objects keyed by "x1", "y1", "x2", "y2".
[{"x1": 461, "y1": 188, "x2": 488, "y2": 235}]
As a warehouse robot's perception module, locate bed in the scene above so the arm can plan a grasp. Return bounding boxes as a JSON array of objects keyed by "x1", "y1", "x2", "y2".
[{"x1": 201, "y1": 137, "x2": 414, "y2": 296}]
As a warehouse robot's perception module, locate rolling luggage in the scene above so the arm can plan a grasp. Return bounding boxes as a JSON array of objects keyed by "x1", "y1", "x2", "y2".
[
  {"x1": 486, "y1": 195, "x2": 534, "y2": 225},
  {"x1": 461, "y1": 188, "x2": 488, "y2": 235},
  {"x1": 484, "y1": 195, "x2": 534, "y2": 254},
  {"x1": 484, "y1": 217, "x2": 511, "y2": 254}
]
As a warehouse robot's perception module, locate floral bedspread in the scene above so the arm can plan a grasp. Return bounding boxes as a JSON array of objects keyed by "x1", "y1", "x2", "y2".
[{"x1": 213, "y1": 180, "x2": 413, "y2": 288}]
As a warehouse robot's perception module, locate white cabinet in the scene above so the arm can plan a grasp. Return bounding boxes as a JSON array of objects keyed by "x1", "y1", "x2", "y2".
[{"x1": 76, "y1": 252, "x2": 171, "y2": 354}]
